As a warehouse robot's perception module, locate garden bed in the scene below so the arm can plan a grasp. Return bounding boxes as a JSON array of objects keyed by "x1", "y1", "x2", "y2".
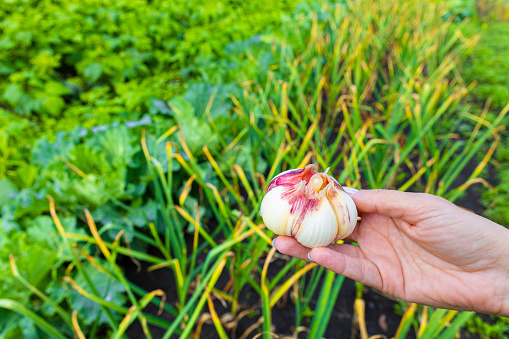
[
  {"x1": 121, "y1": 157, "x2": 491, "y2": 339},
  {"x1": 1, "y1": 1, "x2": 507, "y2": 338}
]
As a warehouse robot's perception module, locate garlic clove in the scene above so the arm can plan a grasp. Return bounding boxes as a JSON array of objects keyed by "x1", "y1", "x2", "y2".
[
  {"x1": 337, "y1": 189, "x2": 358, "y2": 238},
  {"x1": 293, "y1": 198, "x2": 339, "y2": 248},
  {"x1": 325, "y1": 183, "x2": 358, "y2": 240},
  {"x1": 259, "y1": 186, "x2": 292, "y2": 235}
]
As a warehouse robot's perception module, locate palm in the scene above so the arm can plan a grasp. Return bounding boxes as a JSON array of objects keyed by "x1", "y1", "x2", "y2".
[{"x1": 332, "y1": 210, "x2": 507, "y2": 313}]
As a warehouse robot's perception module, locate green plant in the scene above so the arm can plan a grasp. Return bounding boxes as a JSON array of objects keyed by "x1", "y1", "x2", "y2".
[
  {"x1": 0, "y1": 0, "x2": 505, "y2": 338},
  {"x1": 466, "y1": 314, "x2": 509, "y2": 339},
  {"x1": 436, "y1": 0, "x2": 478, "y2": 21},
  {"x1": 481, "y1": 140, "x2": 509, "y2": 225},
  {"x1": 70, "y1": 0, "x2": 505, "y2": 337},
  {"x1": 0, "y1": 0, "x2": 295, "y2": 118},
  {"x1": 392, "y1": 303, "x2": 475, "y2": 339},
  {"x1": 0, "y1": 0, "x2": 297, "y2": 192},
  {"x1": 460, "y1": 22, "x2": 509, "y2": 110},
  {"x1": 454, "y1": 21, "x2": 509, "y2": 226}
]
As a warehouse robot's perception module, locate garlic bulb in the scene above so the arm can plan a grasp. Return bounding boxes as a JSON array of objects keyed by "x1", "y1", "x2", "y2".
[{"x1": 259, "y1": 165, "x2": 358, "y2": 248}]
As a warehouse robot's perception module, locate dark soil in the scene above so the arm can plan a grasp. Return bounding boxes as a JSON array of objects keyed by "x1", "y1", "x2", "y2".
[{"x1": 123, "y1": 248, "x2": 409, "y2": 339}]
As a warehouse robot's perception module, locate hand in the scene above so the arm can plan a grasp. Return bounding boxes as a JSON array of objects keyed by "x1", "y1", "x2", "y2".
[{"x1": 273, "y1": 189, "x2": 509, "y2": 316}]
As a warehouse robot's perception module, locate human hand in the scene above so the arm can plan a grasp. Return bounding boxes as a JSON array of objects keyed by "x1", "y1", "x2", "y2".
[{"x1": 273, "y1": 189, "x2": 509, "y2": 316}]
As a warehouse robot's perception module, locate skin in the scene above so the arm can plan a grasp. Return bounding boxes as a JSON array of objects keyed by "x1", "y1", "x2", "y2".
[{"x1": 273, "y1": 189, "x2": 509, "y2": 317}]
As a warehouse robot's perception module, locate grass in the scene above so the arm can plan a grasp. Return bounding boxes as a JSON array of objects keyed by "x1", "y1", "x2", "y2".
[{"x1": 1, "y1": 0, "x2": 506, "y2": 338}]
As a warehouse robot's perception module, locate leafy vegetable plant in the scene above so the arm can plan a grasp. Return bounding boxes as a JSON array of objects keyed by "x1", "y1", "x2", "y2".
[{"x1": 0, "y1": 0, "x2": 506, "y2": 338}]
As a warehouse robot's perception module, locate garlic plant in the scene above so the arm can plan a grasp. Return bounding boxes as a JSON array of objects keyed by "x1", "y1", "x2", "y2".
[{"x1": 260, "y1": 165, "x2": 358, "y2": 248}]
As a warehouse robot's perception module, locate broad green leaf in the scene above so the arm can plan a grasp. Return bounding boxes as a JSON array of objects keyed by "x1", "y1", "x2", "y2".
[
  {"x1": 169, "y1": 95, "x2": 195, "y2": 116},
  {"x1": 0, "y1": 226, "x2": 58, "y2": 302},
  {"x1": 183, "y1": 83, "x2": 233, "y2": 119},
  {"x1": 69, "y1": 265, "x2": 126, "y2": 325},
  {"x1": 127, "y1": 199, "x2": 157, "y2": 227},
  {"x1": 83, "y1": 63, "x2": 103, "y2": 83},
  {"x1": 94, "y1": 126, "x2": 139, "y2": 168},
  {"x1": 0, "y1": 62, "x2": 15, "y2": 75},
  {"x1": 149, "y1": 98, "x2": 172, "y2": 115},
  {"x1": 2, "y1": 84, "x2": 22, "y2": 106},
  {"x1": 0, "y1": 179, "x2": 17, "y2": 206},
  {"x1": 15, "y1": 164, "x2": 37, "y2": 188},
  {"x1": 42, "y1": 96, "x2": 65, "y2": 116},
  {"x1": 44, "y1": 81, "x2": 70, "y2": 96},
  {"x1": 175, "y1": 111, "x2": 220, "y2": 156}
]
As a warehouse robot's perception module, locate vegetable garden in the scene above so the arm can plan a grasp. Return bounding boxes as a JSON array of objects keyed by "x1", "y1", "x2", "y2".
[{"x1": 1, "y1": 0, "x2": 509, "y2": 338}]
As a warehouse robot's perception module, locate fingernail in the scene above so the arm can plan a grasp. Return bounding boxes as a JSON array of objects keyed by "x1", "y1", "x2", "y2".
[
  {"x1": 343, "y1": 187, "x2": 359, "y2": 195},
  {"x1": 307, "y1": 251, "x2": 314, "y2": 262},
  {"x1": 272, "y1": 238, "x2": 279, "y2": 252}
]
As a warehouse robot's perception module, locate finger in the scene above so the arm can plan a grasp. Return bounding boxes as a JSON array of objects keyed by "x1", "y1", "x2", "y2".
[
  {"x1": 326, "y1": 243, "x2": 363, "y2": 258},
  {"x1": 275, "y1": 237, "x2": 362, "y2": 261},
  {"x1": 309, "y1": 246, "x2": 383, "y2": 290},
  {"x1": 273, "y1": 236, "x2": 313, "y2": 262},
  {"x1": 343, "y1": 188, "x2": 454, "y2": 222}
]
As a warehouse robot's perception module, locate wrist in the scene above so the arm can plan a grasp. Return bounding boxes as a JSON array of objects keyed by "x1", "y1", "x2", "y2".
[
  {"x1": 470, "y1": 216, "x2": 509, "y2": 317},
  {"x1": 497, "y1": 251, "x2": 509, "y2": 318},
  {"x1": 494, "y1": 272, "x2": 509, "y2": 317},
  {"x1": 491, "y1": 221, "x2": 509, "y2": 317}
]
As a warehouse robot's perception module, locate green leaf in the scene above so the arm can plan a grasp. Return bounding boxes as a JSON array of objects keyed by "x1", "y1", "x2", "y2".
[
  {"x1": 2, "y1": 84, "x2": 22, "y2": 106},
  {"x1": 69, "y1": 265, "x2": 126, "y2": 325},
  {"x1": 183, "y1": 83, "x2": 233, "y2": 119},
  {"x1": 0, "y1": 310, "x2": 20, "y2": 334},
  {"x1": 1, "y1": 323, "x2": 23, "y2": 339},
  {"x1": 179, "y1": 114, "x2": 219, "y2": 155},
  {"x1": 145, "y1": 136, "x2": 180, "y2": 173},
  {"x1": 84, "y1": 63, "x2": 103, "y2": 83},
  {"x1": 44, "y1": 81, "x2": 70, "y2": 96},
  {"x1": 43, "y1": 281, "x2": 71, "y2": 317},
  {"x1": 14, "y1": 31, "x2": 32, "y2": 45},
  {"x1": 169, "y1": 95, "x2": 221, "y2": 156},
  {"x1": 127, "y1": 199, "x2": 157, "y2": 227},
  {"x1": 42, "y1": 96, "x2": 65, "y2": 116},
  {"x1": 0, "y1": 62, "x2": 15, "y2": 75},
  {"x1": 0, "y1": 299, "x2": 66, "y2": 339},
  {"x1": 0, "y1": 179, "x2": 18, "y2": 206},
  {"x1": 25, "y1": 216, "x2": 76, "y2": 250},
  {"x1": 31, "y1": 127, "x2": 85, "y2": 166},
  {"x1": 0, "y1": 224, "x2": 59, "y2": 302},
  {"x1": 149, "y1": 98, "x2": 172, "y2": 115},
  {"x1": 15, "y1": 164, "x2": 37, "y2": 188},
  {"x1": 169, "y1": 95, "x2": 195, "y2": 116},
  {"x1": 94, "y1": 125, "x2": 138, "y2": 168}
]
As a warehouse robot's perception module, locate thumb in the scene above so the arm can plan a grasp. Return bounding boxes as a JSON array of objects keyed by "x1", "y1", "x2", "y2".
[{"x1": 342, "y1": 188, "x2": 454, "y2": 222}]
